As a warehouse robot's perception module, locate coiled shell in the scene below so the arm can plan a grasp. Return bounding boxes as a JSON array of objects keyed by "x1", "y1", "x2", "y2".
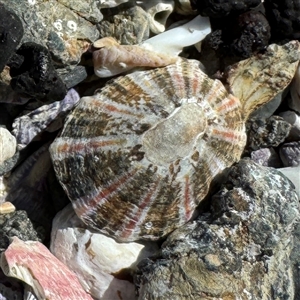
[{"x1": 50, "y1": 59, "x2": 246, "y2": 242}]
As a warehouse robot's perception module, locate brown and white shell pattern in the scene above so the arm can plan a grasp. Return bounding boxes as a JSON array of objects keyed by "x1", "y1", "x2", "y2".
[{"x1": 50, "y1": 58, "x2": 247, "y2": 242}]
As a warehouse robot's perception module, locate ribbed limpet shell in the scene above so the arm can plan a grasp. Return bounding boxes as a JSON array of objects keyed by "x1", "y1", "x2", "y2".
[{"x1": 50, "y1": 41, "x2": 300, "y2": 242}]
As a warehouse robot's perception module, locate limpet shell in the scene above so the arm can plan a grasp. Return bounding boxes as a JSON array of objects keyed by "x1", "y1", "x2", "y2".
[
  {"x1": 50, "y1": 41, "x2": 300, "y2": 242},
  {"x1": 50, "y1": 59, "x2": 246, "y2": 242}
]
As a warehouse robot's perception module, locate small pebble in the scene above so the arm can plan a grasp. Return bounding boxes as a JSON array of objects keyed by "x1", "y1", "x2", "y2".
[
  {"x1": 279, "y1": 111, "x2": 300, "y2": 141},
  {"x1": 250, "y1": 147, "x2": 281, "y2": 168},
  {"x1": 0, "y1": 202, "x2": 15, "y2": 214}
]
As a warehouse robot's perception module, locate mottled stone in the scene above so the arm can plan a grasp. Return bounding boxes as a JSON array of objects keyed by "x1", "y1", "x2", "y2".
[
  {"x1": 12, "y1": 89, "x2": 80, "y2": 150},
  {"x1": 135, "y1": 159, "x2": 299, "y2": 299},
  {"x1": 1, "y1": 0, "x2": 98, "y2": 75},
  {"x1": 51, "y1": 204, "x2": 158, "y2": 300},
  {"x1": 9, "y1": 42, "x2": 67, "y2": 102},
  {"x1": 0, "y1": 128, "x2": 16, "y2": 164},
  {"x1": 97, "y1": 6, "x2": 150, "y2": 45},
  {"x1": 246, "y1": 115, "x2": 292, "y2": 151},
  {"x1": 0, "y1": 210, "x2": 42, "y2": 252},
  {"x1": 250, "y1": 147, "x2": 281, "y2": 167},
  {"x1": 1, "y1": 237, "x2": 94, "y2": 300},
  {"x1": 279, "y1": 110, "x2": 300, "y2": 141},
  {"x1": 0, "y1": 4, "x2": 23, "y2": 73},
  {"x1": 280, "y1": 141, "x2": 300, "y2": 167}
]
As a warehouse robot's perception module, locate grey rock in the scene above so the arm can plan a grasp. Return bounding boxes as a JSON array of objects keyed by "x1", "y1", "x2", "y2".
[
  {"x1": 246, "y1": 115, "x2": 291, "y2": 151},
  {"x1": 250, "y1": 147, "x2": 281, "y2": 167},
  {"x1": 280, "y1": 141, "x2": 300, "y2": 167},
  {"x1": 135, "y1": 159, "x2": 299, "y2": 300},
  {"x1": 12, "y1": 89, "x2": 80, "y2": 150},
  {"x1": 279, "y1": 110, "x2": 300, "y2": 141},
  {"x1": 278, "y1": 165, "x2": 300, "y2": 199},
  {"x1": 60, "y1": 65, "x2": 88, "y2": 89},
  {"x1": 0, "y1": 210, "x2": 43, "y2": 252},
  {"x1": 97, "y1": 5, "x2": 150, "y2": 45},
  {"x1": 1, "y1": 0, "x2": 99, "y2": 75}
]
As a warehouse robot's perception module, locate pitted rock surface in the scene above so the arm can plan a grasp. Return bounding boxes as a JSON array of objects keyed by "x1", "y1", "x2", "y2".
[{"x1": 134, "y1": 159, "x2": 299, "y2": 300}]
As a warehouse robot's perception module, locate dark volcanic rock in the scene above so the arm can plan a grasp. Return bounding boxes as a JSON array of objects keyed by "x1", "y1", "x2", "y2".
[
  {"x1": 9, "y1": 42, "x2": 67, "y2": 102},
  {"x1": 0, "y1": 4, "x2": 23, "y2": 73},
  {"x1": 190, "y1": 0, "x2": 261, "y2": 18},
  {"x1": 135, "y1": 159, "x2": 299, "y2": 299}
]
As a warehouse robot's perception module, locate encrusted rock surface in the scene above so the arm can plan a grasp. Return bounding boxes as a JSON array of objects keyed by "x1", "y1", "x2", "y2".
[
  {"x1": 0, "y1": 210, "x2": 43, "y2": 252},
  {"x1": 134, "y1": 159, "x2": 299, "y2": 299},
  {"x1": 250, "y1": 147, "x2": 281, "y2": 167},
  {"x1": 246, "y1": 115, "x2": 292, "y2": 151}
]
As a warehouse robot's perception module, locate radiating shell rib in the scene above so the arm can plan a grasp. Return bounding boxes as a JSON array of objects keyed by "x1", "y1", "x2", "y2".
[
  {"x1": 50, "y1": 59, "x2": 246, "y2": 242},
  {"x1": 227, "y1": 41, "x2": 300, "y2": 119},
  {"x1": 93, "y1": 38, "x2": 178, "y2": 77},
  {"x1": 136, "y1": 0, "x2": 175, "y2": 34}
]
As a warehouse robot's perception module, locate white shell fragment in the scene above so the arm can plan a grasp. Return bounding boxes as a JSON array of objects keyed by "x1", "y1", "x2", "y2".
[
  {"x1": 51, "y1": 204, "x2": 159, "y2": 300},
  {"x1": 0, "y1": 127, "x2": 16, "y2": 165},
  {"x1": 137, "y1": 0, "x2": 175, "y2": 34},
  {"x1": 141, "y1": 14, "x2": 211, "y2": 56},
  {"x1": 93, "y1": 37, "x2": 178, "y2": 77},
  {"x1": 0, "y1": 237, "x2": 93, "y2": 300}
]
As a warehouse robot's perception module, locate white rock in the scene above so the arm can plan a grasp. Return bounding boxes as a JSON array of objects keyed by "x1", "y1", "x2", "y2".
[
  {"x1": 50, "y1": 204, "x2": 159, "y2": 300},
  {"x1": 0, "y1": 127, "x2": 16, "y2": 164},
  {"x1": 279, "y1": 110, "x2": 300, "y2": 141}
]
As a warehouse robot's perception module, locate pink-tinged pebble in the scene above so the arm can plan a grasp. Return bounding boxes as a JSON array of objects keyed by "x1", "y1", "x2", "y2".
[{"x1": 0, "y1": 237, "x2": 93, "y2": 300}]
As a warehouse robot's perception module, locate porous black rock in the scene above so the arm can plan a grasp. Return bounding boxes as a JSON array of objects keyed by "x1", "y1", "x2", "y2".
[
  {"x1": 9, "y1": 42, "x2": 67, "y2": 102},
  {"x1": 264, "y1": 0, "x2": 300, "y2": 40},
  {"x1": 190, "y1": 0, "x2": 261, "y2": 18},
  {"x1": 201, "y1": 10, "x2": 270, "y2": 65},
  {"x1": 0, "y1": 4, "x2": 23, "y2": 73},
  {"x1": 135, "y1": 159, "x2": 299, "y2": 299}
]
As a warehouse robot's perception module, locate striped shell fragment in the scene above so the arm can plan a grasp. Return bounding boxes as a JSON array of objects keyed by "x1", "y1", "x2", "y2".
[{"x1": 50, "y1": 59, "x2": 247, "y2": 242}]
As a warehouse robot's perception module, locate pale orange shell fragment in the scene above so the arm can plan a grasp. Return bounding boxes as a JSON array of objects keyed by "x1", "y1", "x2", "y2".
[
  {"x1": 93, "y1": 42, "x2": 178, "y2": 77},
  {"x1": 0, "y1": 202, "x2": 15, "y2": 214}
]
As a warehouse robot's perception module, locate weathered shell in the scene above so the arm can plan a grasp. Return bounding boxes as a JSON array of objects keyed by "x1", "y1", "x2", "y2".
[{"x1": 50, "y1": 59, "x2": 246, "y2": 242}]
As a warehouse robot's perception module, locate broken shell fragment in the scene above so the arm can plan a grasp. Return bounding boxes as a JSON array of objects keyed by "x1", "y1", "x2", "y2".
[
  {"x1": 0, "y1": 237, "x2": 93, "y2": 300},
  {"x1": 137, "y1": 0, "x2": 175, "y2": 34},
  {"x1": 93, "y1": 37, "x2": 178, "y2": 77},
  {"x1": 0, "y1": 202, "x2": 15, "y2": 214}
]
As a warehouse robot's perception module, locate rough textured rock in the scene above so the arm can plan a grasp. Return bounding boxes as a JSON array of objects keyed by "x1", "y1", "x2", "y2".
[
  {"x1": 1, "y1": 0, "x2": 98, "y2": 76},
  {"x1": 0, "y1": 237, "x2": 94, "y2": 300},
  {"x1": 9, "y1": 42, "x2": 67, "y2": 102},
  {"x1": 97, "y1": 5, "x2": 150, "y2": 45},
  {"x1": 250, "y1": 147, "x2": 281, "y2": 167},
  {"x1": 0, "y1": 210, "x2": 43, "y2": 252},
  {"x1": 0, "y1": 4, "x2": 24, "y2": 73},
  {"x1": 246, "y1": 115, "x2": 292, "y2": 151},
  {"x1": 280, "y1": 141, "x2": 300, "y2": 167},
  {"x1": 135, "y1": 159, "x2": 299, "y2": 300},
  {"x1": 51, "y1": 204, "x2": 158, "y2": 300}
]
